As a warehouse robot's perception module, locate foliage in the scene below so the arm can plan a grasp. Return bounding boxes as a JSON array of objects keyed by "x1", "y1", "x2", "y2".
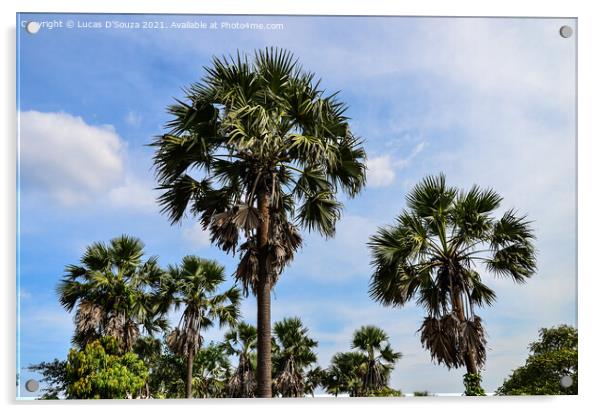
[
  {"x1": 191, "y1": 342, "x2": 232, "y2": 398},
  {"x1": 56, "y1": 235, "x2": 166, "y2": 351},
  {"x1": 158, "y1": 256, "x2": 240, "y2": 398},
  {"x1": 151, "y1": 47, "x2": 367, "y2": 396},
  {"x1": 65, "y1": 337, "x2": 148, "y2": 399},
  {"x1": 496, "y1": 325, "x2": 577, "y2": 395},
  {"x1": 142, "y1": 340, "x2": 232, "y2": 398},
  {"x1": 323, "y1": 325, "x2": 401, "y2": 397},
  {"x1": 366, "y1": 387, "x2": 402, "y2": 397},
  {"x1": 272, "y1": 317, "x2": 320, "y2": 397},
  {"x1": 463, "y1": 373, "x2": 486, "y2": 396},
  {"x1": 151, "y1": 46, "x2": 366, "y2": 293},
  {"x1": 222, "y1": 322, "x2": 257, "y2": 397},
  {"x1": 145, "y1": 346, "x2": 186, "y2": 398},
  {"x1": 368, "y1": 174, "x2": 536, "y2": 375},
  {"x1": 28, "y1": 359, "x2": 68, "y2": 399},
  {"x1": 351, "y1": 325, "x2": 401, "y2": 393},
  {"x1": 322, "y1": 351, "x2": 366, "y2": 397},
  {"x1": 413, "y1": 390, "x2": 432, "y2": 396}
]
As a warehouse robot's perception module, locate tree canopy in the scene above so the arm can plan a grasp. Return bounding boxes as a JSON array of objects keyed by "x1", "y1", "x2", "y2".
[
  {"x1": 368, "y1": 174, "x2": 536, "y2": 386},
  {"x1": 496, "y1": 325, "x2": 577, "y2": 395}
]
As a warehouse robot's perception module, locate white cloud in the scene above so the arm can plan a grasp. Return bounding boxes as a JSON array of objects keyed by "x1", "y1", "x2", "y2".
[
  {"x1": 108, "y1": 177, "x2": 157, "y2": 211},
  {"x1": 367, "y1": 141, "x2": 426, "y2": 187},
  {"x1": 295, "y1": 214, "x2": 377, "y2": 282},
  {"x1": 125, "y1": 110, "x2": 142, "y2": 127},
  {"x1": 19, "y1": 111, "x2": 124, "y2": 205},
  {"x1": 18, "y1": 288, "x2": 31, "y2": 300},
  {"x1": 182, "y1": 224, "x2": 212, "y2": 248},
  {"x1": 396, "y1": 141, "x2": 426, "y2": 168},
  {"x1": 19, "y1": 110, "x2": 159, "y2": 213},
  {"x1": 366, "y1": 155, "x2": 395, "y2": 187}
]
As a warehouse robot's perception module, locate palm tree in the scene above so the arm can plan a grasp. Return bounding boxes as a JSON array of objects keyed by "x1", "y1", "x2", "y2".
[
  {"x1": 322, "y1": 351, "x2": 366, "y2": 397},
  {"x1": 56, "y1": 235, "x2": 166, "y2": 351},
  {"x1": 351, "y1": 325, "x2": 401, "y2": 394},
  {"x1": 368, "y1": 174, "x2": 536, "y2": 384},
  {"x1": 222, "y1": 322, "x2": 257, "y2": 397},
  {"x1": 160, "y1": 256, "x2": 240, "y2": 398},
  {"x1": 151, "y1": 47, "x2": 367, "y2": 396},
  {"x1": 272, "y1": 317, "x2": 319, "y2": 397}
]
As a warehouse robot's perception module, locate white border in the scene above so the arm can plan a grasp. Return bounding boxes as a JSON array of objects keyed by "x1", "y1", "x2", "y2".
[{"x1": 2, "y1": 1, "x2": 600, "y2": 412}]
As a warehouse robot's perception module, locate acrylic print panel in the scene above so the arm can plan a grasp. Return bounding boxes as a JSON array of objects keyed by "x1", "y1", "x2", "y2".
[{"x1": 16, "y1": 13, "x2": 577, "y2": 399}]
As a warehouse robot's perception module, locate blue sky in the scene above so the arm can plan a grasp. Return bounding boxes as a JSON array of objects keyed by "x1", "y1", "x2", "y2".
[{"x1": 16, "y1": 13, "x2": 576, "y2": 397}]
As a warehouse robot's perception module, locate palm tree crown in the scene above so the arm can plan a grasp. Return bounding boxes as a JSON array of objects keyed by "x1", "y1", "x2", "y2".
[
  {"x1": 222, "y1": 322, "x2": 257, "y2": 397},
  {"x1": 56, "y1": 235, "x2": 165, "y2": 351},
  {"x1": 368, "y1": 174, "x2": 536, "y2": 375},
  {"x1": 152, "y1": 47, "x2": 367, "y2": 397},
  {"x1": 272, "y1": 317, "x2": 319, "y2": 397},
  {"x1": 351, "y1": 325, "x2": 401, "y2": 392}
]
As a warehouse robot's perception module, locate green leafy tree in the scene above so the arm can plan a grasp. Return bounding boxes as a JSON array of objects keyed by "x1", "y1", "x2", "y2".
[
  {"x1": 151, "y1": 47, "x2": 367, "y2": 396},
  {"x1": 159, "y1": 256, "x2": 240, "y2": 398},
  {"x1": 272, "y1": 317, "x2": 319, "y2": 397},
  {"x1": 57, "y1": 235, "x2": 166, "y2": 351},
  {"x1": 368, "y1": 174, "x2": 536, "y2": 388},
  {"x1": 191, "y1": 342, "x2": 232, "y2": 398},
  {"x1": 351, "y1": 325, "x2": 401, "y2": 394},
  {"x1": 222, "y1": 322, "x2": 258, "y2": 397},
  {"x1": 28, "y1": 359, "x2": 68, "y2": 399},
  {"x1": 145, "y1": 345, "x2": 186, "y2": 398},
  {"x1": 132, "y1": 336, "x2": 163, "y2": 398},
  {"x1": 65, "y1": 337, "x2": 148, "y2": 399},
  {"x1": 496, "y1": 325, "x2": 577, "y2": 395}
]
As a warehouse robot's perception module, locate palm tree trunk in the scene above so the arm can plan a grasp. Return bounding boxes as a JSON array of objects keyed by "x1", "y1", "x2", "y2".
[
  {"x1": 452, "y1": 288, "x2": 478, "y2": 375},
  {"x1": 186, "y1": 350, "x2": 194, "y2": 398},
  {"x1": 256, "y1": 190, "x2": 272, "y2": 397}
]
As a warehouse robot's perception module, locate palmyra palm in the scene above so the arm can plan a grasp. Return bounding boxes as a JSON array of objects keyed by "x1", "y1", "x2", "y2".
[
  {"x1": 351, "y1": 325, "x2": 401, "y2": 393},
  {"x1": 152, "y1": 47, "x2": 366, "y2": 396},
  {"x1": 57, "y1": 235, "x2": 166, "y2": 351},
  {"x1": 272, "y1": 317, "x2": 319, "y2": 397},
  {"x1": 222, "y1": 322, "x2": 258, "y2": 397},
  {"x1": 369, "y1": 174, "x2": 536, "y2": 385},
  {"x1": 160, "y1": 256, "x2": 240, "y2": 398}
]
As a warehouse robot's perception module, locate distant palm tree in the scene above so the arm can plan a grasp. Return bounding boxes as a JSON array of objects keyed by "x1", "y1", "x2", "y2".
[
  {"x1": 272, "y1": 317, "x2": 319, "y2": 397},
  {"x1": 351, "y1": 325, "x2": 401, "y2": 393},
  {"x1": 152, "y1": 47, "x2": 367, "y2": 396},
  {"x1": 322, "y1": 351, "x2": 366, "y2": 397},
  {"x1": 57, "y1": 235, "x2": 166, "y2": 351},
  {"x1": 222, "y1": 322, "x2": 257, "y2": 397},
  {"x1": 369, "y1": 174, "x2": 536, "y2": 382},
  {"x1": 160, "y1": 256, "x2": 240, "y2": 398}
]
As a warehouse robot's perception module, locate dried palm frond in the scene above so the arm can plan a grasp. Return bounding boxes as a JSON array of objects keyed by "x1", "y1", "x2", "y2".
[
  {"x1": 459, "y1": 316, "x2": 487, "y2": 368},
  {"x1": 73, "y1": 301, "x2": 104, "y2": 346},
  {"x1": 273, "y1": 357, "x2": 305, "y2": 397}
]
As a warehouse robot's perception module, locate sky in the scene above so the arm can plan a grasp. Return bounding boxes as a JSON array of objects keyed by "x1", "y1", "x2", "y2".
[{"x1": 16, "y1": 13, "x2": 576, "y2": 397}]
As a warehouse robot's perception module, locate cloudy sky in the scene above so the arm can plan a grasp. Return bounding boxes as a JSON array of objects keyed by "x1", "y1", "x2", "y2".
[{"x1": 16, "y1": 13, "x2": 576, "y2": 397}]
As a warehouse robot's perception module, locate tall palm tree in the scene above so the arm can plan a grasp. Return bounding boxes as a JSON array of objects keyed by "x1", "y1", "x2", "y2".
[
  {"x1": 160, "y1": 256, "x2": 240, "y2": 398},
  {"x1": 151, "y1": 47, "x2": 367, "y2": 396},
  {"x1": 57, "y1": 235, "x2": 166, "y2": 351},
  {"x1": 272, "y1": 317, "x2": 319, "y2": 397},
  {"x1": 351, "y1": 325, "x2": 401, "y2": 393},
  {"x1": 368, "y1": 174, "x2": 536, "y2": 383},
  {"x1": 222, "y1": 322, "x2": 257, "y2": 397}
]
